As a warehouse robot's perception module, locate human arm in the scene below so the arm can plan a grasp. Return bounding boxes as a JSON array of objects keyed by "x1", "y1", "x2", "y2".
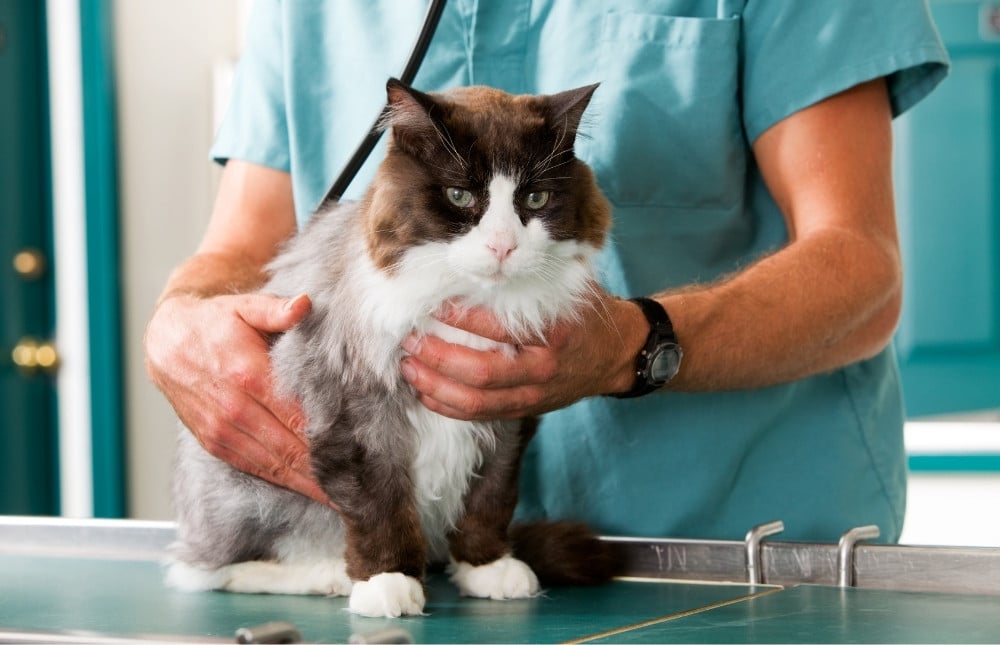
[
  {"x1": 144, "y1": 160, "x2": 331, "y2": 505},
  {"x1": 661, "y1": 77, "x2": 900, "y2": 390},
  {"x1": 400, "y1": 77, "x2": 901, "y2": 418}
]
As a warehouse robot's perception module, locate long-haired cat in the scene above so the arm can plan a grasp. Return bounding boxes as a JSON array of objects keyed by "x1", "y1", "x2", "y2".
[{"x1": 167, "y1": 79, "x2": 619, "y2": 618}]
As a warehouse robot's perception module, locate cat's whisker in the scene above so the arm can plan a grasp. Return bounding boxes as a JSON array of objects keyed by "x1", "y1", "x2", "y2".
[
  {"x1": 537, "y1": 157, "x2": 575, "y2": 174},
  {"x1": 527, "y1": 157, "x2": 576, "y2": 184},
  {"x1": 529, "y1": 147, "x2": 572, "y2": 178},
  {"x1": 432, "y1": 124, "x2": 468, "y2": 171},
  {"x1": 541, "y1": 127, "x2": 572, "y2": 170},
  {"x1": 582, "y1": 282, "x2": 625, "y2": 345}
]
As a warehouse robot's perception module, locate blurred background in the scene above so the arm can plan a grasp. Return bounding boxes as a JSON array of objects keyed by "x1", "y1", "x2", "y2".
[{"x1": 1, "y1": 0, "x2": 998, "y2": 547}]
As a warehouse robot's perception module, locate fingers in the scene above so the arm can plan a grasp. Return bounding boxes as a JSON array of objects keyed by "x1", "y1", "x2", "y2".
[
  {"x1": 400, "y1": 304, "x2": 564, "y2": 420},
  {"x1": 145, "y1": 291, "x2": 333, "y2": 507},
  {"x1": 203, "y1": 344, "x2": 328, "y2": 503},
  {"x1": 174, "y1": 364, "x2": 334, "y2": 506},
  {"x1": 209, "y1": 294, "x2": 312, "y2": 437},
  {"x1": 401, "y1": 338, "x2": 552, "y2": 420},
  {"x1": 435, "y1": 302, "x2": 526, "y2": 344},
  {"x1": 203, "y1": 430, "x2": 329, "y2": 506},
  {"x1": 403, "y1": 358, "x2": 543, "y2": 421},
  {"x1": 222, "y1": 343, "x2": 308, "y2": 438},
  {"x1": 401, "y1": 294, "x2": 629, "y2": 421},
  {"x1": 236, "y1": 292, "x2": 312, "y2": 334},
  {"x1": 403, "y1": 334, "x2": 555, "y2": 390}
]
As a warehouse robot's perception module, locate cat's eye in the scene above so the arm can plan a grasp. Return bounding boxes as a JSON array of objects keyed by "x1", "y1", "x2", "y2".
[
  {"x1": 523, "y1": 191, "x2": 550, "y2": 210},
  {"x1": 444, "y1": 187, "x2": 475, "y2": 208}
]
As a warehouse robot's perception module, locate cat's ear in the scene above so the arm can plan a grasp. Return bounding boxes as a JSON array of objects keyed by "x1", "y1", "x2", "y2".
[
  {"x1": 383, "y1": 78, "x2": 446, "y2": 156},
  {"x1": 544, "y1": 83, "x2": 600, "y2": 140}
]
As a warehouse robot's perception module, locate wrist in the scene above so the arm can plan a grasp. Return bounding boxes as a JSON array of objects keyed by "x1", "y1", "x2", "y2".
[
  {"x1": 608, "y1": 296, "x2": 684, "y2": 398},
  {"x1": 158, "y1": 253, "x2": 266, "y2": 305},
  {"x1": 605, "y1": 297, "x2": 652, "y2": 396}
]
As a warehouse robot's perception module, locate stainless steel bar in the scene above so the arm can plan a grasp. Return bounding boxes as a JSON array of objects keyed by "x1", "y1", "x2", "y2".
[
  {"x1": 0, "y1": 516, "x2": 173, "y2": 560},
  {"x1": 611, "y1": 536, "x2": 1000, "y2": 596},
  {"x1": 0, "y1": 628, "x2": 229, "y2": 644},
  {"x1": 606, "y1": 535, "x2": 751, "y2": 584},
  {"x1": 853, "y1": 543, "x2": 1000, "y2": 596},
  {"x1": 4, "y1": 517, "x2": 999, "y2": 596}
]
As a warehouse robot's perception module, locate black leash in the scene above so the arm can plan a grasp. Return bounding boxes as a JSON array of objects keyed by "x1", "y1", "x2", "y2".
[{"x1": 319, "y1": 0, "x2": 448, "y2": 207}]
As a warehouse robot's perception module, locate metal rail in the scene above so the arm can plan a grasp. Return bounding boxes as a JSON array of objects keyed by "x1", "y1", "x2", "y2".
[
  {"x1": 3, "y1": 517, "x2": 999, "y2": 596},
  {"x1": 608, "y1": 528, "x2": 1000, "y2": 596}
]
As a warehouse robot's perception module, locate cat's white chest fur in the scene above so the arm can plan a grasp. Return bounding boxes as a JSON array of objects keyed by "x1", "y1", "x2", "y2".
[
  {"x1": 404, "y1": 321, "x2": 508, "y2": 562},
  {"x1": 406, "y1": 319, "x2": 510, "y2": 561},
  {"x1": 406, "y1": 401, "x2": 491, "y2": 562}
]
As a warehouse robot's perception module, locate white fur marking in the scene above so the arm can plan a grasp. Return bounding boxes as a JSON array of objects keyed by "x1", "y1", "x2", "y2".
[
  {"x1": 349, "y1": 572, "x2": 426, "y2": 617},
  {"x1": 481, "y1": 174, "x2": 521, "y2": 262},
  {"x1": 407, "y1": 402, "x2": 489, "y2": 562},
  {"x1": 449, "y1": 555, "x2": 540, "y2": 600},
  {"x1": 166, "y1": 558, "x2": 352, "y2": 596}
]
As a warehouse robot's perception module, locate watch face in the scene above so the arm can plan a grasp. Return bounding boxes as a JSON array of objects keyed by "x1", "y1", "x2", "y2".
[{"x1": 649, "y1": 343, "x2": 682, "y2": 383}]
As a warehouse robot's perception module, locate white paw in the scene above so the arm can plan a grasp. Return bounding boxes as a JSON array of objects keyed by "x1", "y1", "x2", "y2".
[
  {"x1": 348, "y1": 572, "x2": 426, "y2": 618},
  {"x1": 449, "y1": 555, "x2": 540, "y2": 600},
  {"x1": 165, "y1": 561, "x2": 226, "y2": 591}
]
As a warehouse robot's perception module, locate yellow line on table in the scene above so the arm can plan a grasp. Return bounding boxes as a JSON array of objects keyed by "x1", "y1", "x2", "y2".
[{"x1": 562, "y1": 586, "x2": 785, "y2": 644}]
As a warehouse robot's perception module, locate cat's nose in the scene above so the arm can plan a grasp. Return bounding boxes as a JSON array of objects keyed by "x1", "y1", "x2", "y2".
[{"x1": 487, "y1": 237, "x2": 517, "y2": 262}]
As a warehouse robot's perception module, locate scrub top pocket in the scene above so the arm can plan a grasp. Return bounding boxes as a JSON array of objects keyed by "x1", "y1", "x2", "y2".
[{"x1": 583, "y1": 13, "x2": 745, "y2": 218}]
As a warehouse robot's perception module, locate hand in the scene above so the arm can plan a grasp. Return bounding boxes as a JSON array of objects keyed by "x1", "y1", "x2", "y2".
[
  {"x1": 399, "y1": 289, "x2": 646, "y2": 421},
  {"x1": 144, "y1": 292, "x2": 333, "y2": 506}
]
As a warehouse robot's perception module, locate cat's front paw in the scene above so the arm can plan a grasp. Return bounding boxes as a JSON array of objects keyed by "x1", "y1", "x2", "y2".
[
  {"x1": 449, "y1": 555, "x2": 540, "y2": 600},
  {"x1": 348, "y1": 572, "x2": 426, "y2": 618}
]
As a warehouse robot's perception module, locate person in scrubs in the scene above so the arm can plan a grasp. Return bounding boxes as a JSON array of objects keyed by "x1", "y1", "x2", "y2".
[{"x1": 144, "y1": 1, "x2": 949, "y2": 542}]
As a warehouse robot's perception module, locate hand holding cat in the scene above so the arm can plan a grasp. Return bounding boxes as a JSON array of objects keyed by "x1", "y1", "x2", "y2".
[
  {"x1": 400, "y1": 289, "x2": 646, "y2": 421},
  {"x1": 144, "y1": 292, "x2": 333, "y2": 507}
]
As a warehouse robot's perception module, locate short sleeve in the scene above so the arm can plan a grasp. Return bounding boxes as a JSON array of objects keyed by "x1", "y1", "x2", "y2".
[
  {"x1": 210, "y1": 0, "x2": 291, "y2": 171},
  {"x1": 742, "y1": 0, "x2": 949, "y2": 143}
]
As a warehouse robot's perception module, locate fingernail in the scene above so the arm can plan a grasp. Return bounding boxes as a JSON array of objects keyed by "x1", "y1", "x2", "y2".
[
  {"x1": 401, "y1": 334, "x2": 418, "y2": 354},
  {"x1": 284, "y1": 293, "x2": 306, "y2": 312},
  {"x1": 400, "y1": 359, "x2": 417, "y2": 383}
]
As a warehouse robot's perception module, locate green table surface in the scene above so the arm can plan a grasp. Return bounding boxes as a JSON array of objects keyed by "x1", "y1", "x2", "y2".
[
  {"x1": 2, "y1": 554, "x2": 999, "y2": 643},
  {"x1": 589, "y1": 585, "x2": 1000, "y2": 644}
]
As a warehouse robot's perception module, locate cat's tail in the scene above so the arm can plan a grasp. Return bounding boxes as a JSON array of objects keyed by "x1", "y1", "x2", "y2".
[{"x1": 509, "y1": 521, "x2": 625, "y2": 586}]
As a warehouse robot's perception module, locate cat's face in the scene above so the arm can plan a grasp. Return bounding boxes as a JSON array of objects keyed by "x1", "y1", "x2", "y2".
[{"x1": 364, "y1": 81, "x2": 609, "y2": 293}]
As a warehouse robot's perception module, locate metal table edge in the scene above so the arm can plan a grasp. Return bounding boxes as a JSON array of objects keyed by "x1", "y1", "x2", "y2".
[{"x1": 3, "y1": 517, "x2": 999, "y2": 595}]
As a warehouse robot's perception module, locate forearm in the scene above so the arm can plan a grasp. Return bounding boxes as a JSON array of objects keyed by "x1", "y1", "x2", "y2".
[
  {"x1": 646, "y1": 77, "x2": 902, "y2": 393},
  {"x1": 157, "y1": 251, "x2": 271, "y2": 304},
  {"x1": 658, "y1": 227, "x2": 901, "y2": 392}
]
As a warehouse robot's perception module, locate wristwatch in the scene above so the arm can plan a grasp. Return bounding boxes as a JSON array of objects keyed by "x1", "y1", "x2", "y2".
[{"x1": 612, "y1": 297, "x2": 684, "y2": 398}]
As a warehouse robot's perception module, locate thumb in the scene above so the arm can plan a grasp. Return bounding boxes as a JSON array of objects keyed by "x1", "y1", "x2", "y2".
[{"x1": 236, "y1": 293, "x2": 312, "y2": 334}]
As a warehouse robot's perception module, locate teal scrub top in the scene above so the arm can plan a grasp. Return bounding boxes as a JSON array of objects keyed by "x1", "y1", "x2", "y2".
[{"x1": 212, "y1": 0, "x2": 949, "y2": 543}]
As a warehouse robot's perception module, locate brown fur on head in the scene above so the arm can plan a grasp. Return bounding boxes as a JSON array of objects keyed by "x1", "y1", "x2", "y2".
[{"x1": 363, "y1": 79, "x2": 610, "y2": 272}]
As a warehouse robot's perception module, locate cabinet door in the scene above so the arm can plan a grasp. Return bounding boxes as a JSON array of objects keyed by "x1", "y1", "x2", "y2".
[
  {"x1": 0, "y1": 0, "x2": 58, "y2": 514},
  {"x1": 893, "y1": 1, "x2": 1000, "y2": 417}
]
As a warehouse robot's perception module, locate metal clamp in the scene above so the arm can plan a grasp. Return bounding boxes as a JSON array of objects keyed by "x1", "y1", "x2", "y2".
[
  {"x1": 349, "y1": 628, "x2": 415, "y2": 644},
  {"x1": 837, "y1": 524, "x2": 880, "y2": 588},
  {"x1": 234, "y1": 622, "x2": 302, "y2": 644},
  {"x1": 744, "y1": 520, "x2": 784, "y2": 585}
]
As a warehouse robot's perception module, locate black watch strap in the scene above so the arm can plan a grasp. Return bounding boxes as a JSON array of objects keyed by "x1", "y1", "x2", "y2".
[{"x1": 612, "y1": 297, "x2": 680, "y2": 399}]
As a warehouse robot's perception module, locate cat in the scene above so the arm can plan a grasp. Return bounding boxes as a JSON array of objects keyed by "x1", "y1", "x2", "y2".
[{"x1": 166, "y1": 79, "x2": 619, "y2": 618}]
